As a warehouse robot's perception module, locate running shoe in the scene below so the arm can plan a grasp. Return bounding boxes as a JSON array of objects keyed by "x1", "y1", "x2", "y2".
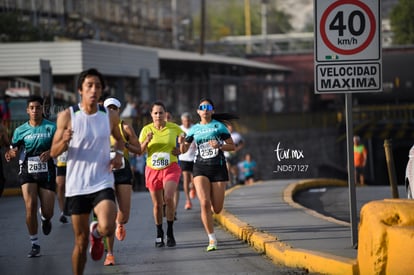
[
  {"x1": 59, "y1": 214, "x2": 68, "y2": 224},
  {"x1": 115, "y1": 223, "x2": 126, "y2": 241},
  {"x1": 206, "y1": 240, "x2": 217, "y2": 252},
  {"x1": 166, "y1": 235, "x2": 176, "y2": 247},
  {"x1": 41, "y1": 218, "x2": 52, "y2": 235},
  {"x1": 104, "y1": 254, "x2": 115, "y2": 266},
  {"x1": 27, "y1": 244, "x2": 41, "y2": 258},
  {"x1": 155, "y1": 237, "x2": 165, "y2": 248},
  {"x1": 39, "y1": 208, "x2": 52, "y2": 235},
  {"x1": 184, "y1": 201, "x2": 192, "y2": 210},
  {"x1": 89, "y1": 221, "x2": 104, "y2": 261},
  {"x1": 189, "y1": 187, "x2": 196, "y2": 199}
]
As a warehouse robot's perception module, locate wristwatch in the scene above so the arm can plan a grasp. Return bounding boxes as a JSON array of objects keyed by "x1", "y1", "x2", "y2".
[{"x1": 125, "y1": 142, "x2": 129, "y2": 149}]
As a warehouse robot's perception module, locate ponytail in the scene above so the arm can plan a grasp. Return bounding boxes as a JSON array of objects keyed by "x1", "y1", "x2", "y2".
[
  {"x1": 199, "y1": 97, "x2": 239, "y2": 124},
  {"x1": 212, "y1": 113, "x2": 239, "y2": 124}
]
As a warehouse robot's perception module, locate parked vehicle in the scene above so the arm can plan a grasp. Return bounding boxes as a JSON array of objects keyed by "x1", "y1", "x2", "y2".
[
  {"x1": 2, "y1": 89, "x2": 72, "y2": 122},
  {"x1": 405, "y1": 145, "x2": 414, "y2": 199}
]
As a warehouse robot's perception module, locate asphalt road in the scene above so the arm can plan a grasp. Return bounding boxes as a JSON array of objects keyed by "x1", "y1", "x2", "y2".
[{"x1": 0, "y1": 190, "x2": 316, "y2": 275}]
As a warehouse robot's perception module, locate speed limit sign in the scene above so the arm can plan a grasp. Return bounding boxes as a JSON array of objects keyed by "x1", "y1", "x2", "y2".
[
  {"x1": 315, "y1": 0, "x2": 380, "y2": 61},
  {"x1": 314, "y1": 0, "x2": 382, "y2": 93}
]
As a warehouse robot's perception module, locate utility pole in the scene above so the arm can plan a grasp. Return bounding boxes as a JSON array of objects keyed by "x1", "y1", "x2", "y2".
[
  {"x1": 172, "y1": 0, "x2": 179, "y2": 49},
  {"x1": 261, "y1": 0, "x2": 268, "y2": 54},
  {"x1": 199, "y1": 0, "x2": 205, "y2": 55},
  {"x1": 261, "y1": 0, "x2": 268, "y2": 36},
  {"x1": 31, "y1": 0, "x2": 38, "y2": 27},
  {"x1": 244, "y1": 0, "x2": 252, "y2": 54}
]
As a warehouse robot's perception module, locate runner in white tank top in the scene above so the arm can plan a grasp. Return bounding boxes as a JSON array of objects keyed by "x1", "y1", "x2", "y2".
[
  {"x1": 50, "y1": 68, "x2": 125, "y2": 274},
  {"x1": 65, "y1": 104, "x2": 114, "y2": 196}
]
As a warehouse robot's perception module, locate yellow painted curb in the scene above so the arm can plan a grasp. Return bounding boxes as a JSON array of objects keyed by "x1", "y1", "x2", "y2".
[
  {"x1": 215, "y1": 179, "x2": 358, "y2": 275},
  {"x1": 358, "y1": 199, "x2": 414, "y2": 274},
  {"x1": 2, "y1": 188, "x2": 22, "y2": 197}
]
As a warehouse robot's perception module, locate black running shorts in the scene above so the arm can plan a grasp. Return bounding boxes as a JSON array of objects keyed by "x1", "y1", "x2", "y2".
[
  {"x1": 19, "y1": 158, "x2": 56, "y2": 192},
  {"x1": 113, "y1": 158, "x2": 133, "y2": 185},
  {"x1": 192, "y1": 163, "x2": 229, "y2": 182},
  {"x1": 56, "y1": 166, "x2": 66, "y2": 177},
  {"x1": 179, "y1": 160, "x2": 194, "y2": 172},
  {"x1": 65, "y1": 188, "x2": 115, "y2": 215}
]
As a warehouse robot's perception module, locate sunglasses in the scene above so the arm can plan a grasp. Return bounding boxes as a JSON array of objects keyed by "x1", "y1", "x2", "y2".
[{"x1": 198, "y1": 104, "x2": 213, "y2": 111}]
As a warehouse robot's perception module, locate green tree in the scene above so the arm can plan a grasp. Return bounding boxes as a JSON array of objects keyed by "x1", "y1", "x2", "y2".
[
  {"x1": 194, "y1": 0, "x2": 292, "y2": 41},
  {"x1": 390, "y1": 0, "x2": 414, "y2": 45},
  {"x1": 207, "y1": 0, "x2": 261, "y2": 40},
  {"x1": 0, "y1": 12, "x2": 54, "y2": 42},
  {"x1": 266, "y1": 6, "x2": 292, "y2": 34}
]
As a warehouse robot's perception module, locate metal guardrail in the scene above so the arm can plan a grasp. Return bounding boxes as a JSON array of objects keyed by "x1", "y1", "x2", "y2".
[
  {"x1": 242, "y1": 105, "x2": 414, "y2": 132},
  {"x1": 352, "y1": 104, "x2": 414, "y2": 123}
]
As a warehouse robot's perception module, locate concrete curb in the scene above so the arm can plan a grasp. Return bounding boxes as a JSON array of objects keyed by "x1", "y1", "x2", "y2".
[
  {"x1": 215, "y1": 179, "x2": 358, "y2": 275},
  {"x1": 283, "y1": 178, "x2": 350, "y2": 226}
]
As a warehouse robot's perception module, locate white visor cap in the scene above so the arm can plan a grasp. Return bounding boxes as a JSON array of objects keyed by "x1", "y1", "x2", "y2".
[{"x1": 104, "y1": 98, "x2": 121, "y2": 108}]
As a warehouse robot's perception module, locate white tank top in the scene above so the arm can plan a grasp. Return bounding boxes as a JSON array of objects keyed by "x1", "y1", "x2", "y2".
[
  {"x1": 178, "y1": 124, "x2": 196, "y2": 162},
  {"x1": 66, "y1": 104, "x2": 114, "y2": 197}
]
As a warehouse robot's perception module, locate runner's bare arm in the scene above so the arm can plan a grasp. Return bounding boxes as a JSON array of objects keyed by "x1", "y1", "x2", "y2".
[
  {"x1": 109, "y1": 109, "x2": 124, "y2": 169},
  {"x1": 123, "y1": 122, "x2": 141, "y2": 155},
  {"x1": 50, "y1": 109, "x2": 72, "y2": 158},
  {"x1": 140, "y1": 131, "x2": 153, "y2": 154}
]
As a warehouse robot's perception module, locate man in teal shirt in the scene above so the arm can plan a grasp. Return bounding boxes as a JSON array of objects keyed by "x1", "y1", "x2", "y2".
[{"x1": 5, "y1": 95, "x2": 56, "y2": 258}]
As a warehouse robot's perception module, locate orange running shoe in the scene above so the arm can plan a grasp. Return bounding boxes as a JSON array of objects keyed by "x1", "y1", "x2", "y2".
[
  {"x1": 115, "y1": 223, "x2": 126, "y2": 241},
  {"x1": 184, "y1": 201, "x2": 192, "y2": 210},
  {"x1": 104, "y1": 254, "x2": 115, "y2": 266}
]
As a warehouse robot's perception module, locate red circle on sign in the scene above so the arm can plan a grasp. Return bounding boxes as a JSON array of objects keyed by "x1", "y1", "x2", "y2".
[{"x1": 320, "y1": 0, "x2": 376, "y2": 55}]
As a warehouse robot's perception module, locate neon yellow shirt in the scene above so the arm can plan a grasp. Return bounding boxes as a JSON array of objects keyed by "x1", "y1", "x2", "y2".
[
  {"x1": 139, "y1": 122, "x2": 183, "y2": 170},
  {"x1": 110, "y1": 120, "x2": 129, "y2": 159}
]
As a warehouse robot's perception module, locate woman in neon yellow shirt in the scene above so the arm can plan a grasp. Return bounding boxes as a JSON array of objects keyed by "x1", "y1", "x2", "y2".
[{"x1": 139, "y1": 101, "x2": 184, "y2": 248}]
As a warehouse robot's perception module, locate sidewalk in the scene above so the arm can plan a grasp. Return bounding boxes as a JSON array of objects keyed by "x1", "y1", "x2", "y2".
[{"x1": 215, "y1": 179, "x2": 406, "y2": 275}]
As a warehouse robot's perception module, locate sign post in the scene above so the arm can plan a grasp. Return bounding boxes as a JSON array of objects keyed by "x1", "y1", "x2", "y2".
[
  {"x1": 40, "y1": 59, "x2": 54, "y2": 114},
  {"x1": 314, "y1": 0, "x2": 382, "y2": 247}
]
